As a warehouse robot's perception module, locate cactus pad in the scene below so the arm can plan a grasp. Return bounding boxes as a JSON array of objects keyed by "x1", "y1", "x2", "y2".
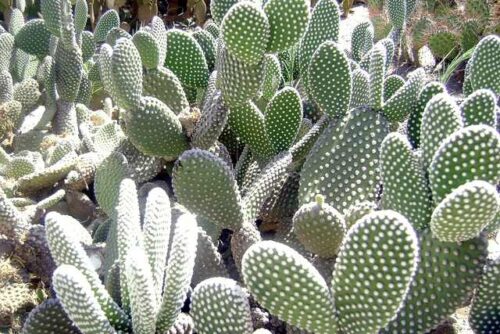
[
  {"x1": 94, "y1": 10, "x2": 120, "y2": 43},
  {"x1": 221, "y1": 1, "x2": 269, "y2": 65},
  {"x1": 132, "y1": 30, "x2": 160, "y2": 70},
  {"x1": 14, "y1": 19, "x2": 51, "y2": 58},
  {"x1": 173, "y1": 149, "x2": 244, "y2": 229},
  {"x1": 428, "y1": 125, "x2": 500, "y2": 203},
  {"x1": 468, "y1": 35, "x2": 500, "y2": 94},
  {"x1": 430, "y1": 180, "x2": 499, "y2": 242},
  {"x1": 308, "y1": 41, "x2": 351, "y2": 118},
  {"x1": 332, "y1": 210, "x2": 419, "y2": 334},
  {"x1": 143, "y1": 67, "x2": 190, "y2": 115},
  {"x1": 191, "y1": 278, "x2": 253, "y2": 334},
  {"x1": 460, "y1": 88, "x2": 497, "y2": 127},
  {"x1": 242, "y1": 241, "x2": 337, "y2": 334},
  {"x1": 292, "y1": 195, "x2": 346, "y2": 258},
  {"x1": 111, "y1": 38, "x2": 143, "y2": 109}
]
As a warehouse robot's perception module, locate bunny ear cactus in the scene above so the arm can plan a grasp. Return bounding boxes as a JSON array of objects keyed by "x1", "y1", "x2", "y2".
[
  {"x1": 299, "y1": 106, "x2": 389, "y2": 212},
  {"x1": 386, "y1": 0, "x2": 407, "y2": 30},
  {"x1": 94, "y1": 10, "x2": 120, "y2": 43},
  {"x1": 368, "y1": 44, "x2": 386, "y2": 110},
  {"x1": 14, "y1": 19, "x2": 52, "y2": 58},
  {"x1": 156, "y1": 212, "x2": 198, "y2": 332},
  {"x1": 460, "y1": 88, "x2": 497, "y2": 127},
  {"x1": 264, "y1": 87, "x2": 303, "y2": 154},
  {"x1": 349, "y1": 69, "x2": 370, "y2": 109},
  {"x1": 172, "y1": 149, "x2": 245, "y2": 230},
  {"x1": 292, "y1": 194, "x2": 346, "y2": 258},
  {"x1": 407, "y1": 81, "x2": 446, "y2": 148},
  {"x1": 125, "y1": 96, "x2": 188, "y2": 157},
  {"x1": 242, "y1": 241, "x2": 337, "y2": 334},
  {"x1": 308, "y1": 41, "x2": 352, "y2": 118},
  {"x1": 165, "y1": 30, "x2": 209, "y2": 89},
  {"x1": 53, "y1": 265, "x2": 117, "y2": 334},
  {"x1": 221, "y1": 1, "x2": 270, "y2": 65},
  {"x1": 380, "y1": 133, "x2": 432, "y2": 230},
  {"x1": 430, "y1": 180, "x2": 499, "y2": 242},
  {"x1": 383, "y1": 74, "x2": 404, "y2": 102},
  {"x1": 143, "y1": 67, "x2": 190, "y2": 115},
  {"x1": 264, "y1": 0, "x2": 310, "y2": 53},
  {"x1": 469, "y1": 258, "x2": 500, "y2": 333},
  {"x1": 351, "y1": 21, "x2": 374, "y2": 62},
  {"x1": 94, "y1": 152, "x2": 129, "y2": 217},
  {"x1": 191, "y1": 278, "x2": 253, "y2": 334},
  {"x1": 466, "y1": 34, "x2": 500, "y2": 95},
  {"x1": 428, "y1": 125, "x2": 500, "y2": 203},
  {"x1": 191, "y1": 91, "x2": 229, "y2": 150},
  {"x1": 210, "y1": 0, "x2": 239, "y2": 26},
  {"x1": 332, "y1": 211, "x2": 419, "y2": 334},
  {"x1": 381, "y1": 230, "x2": 488, "y2": 333},
  {"x1": 132, "y1": 30, "x2": 161, "y2": 70},
  {"x1": 21, "y1": 298, "x2": 81, "y2": 334}
]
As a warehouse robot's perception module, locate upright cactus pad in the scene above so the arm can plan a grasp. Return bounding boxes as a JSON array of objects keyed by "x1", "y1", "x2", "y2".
[
  {"x1": 210, "y1": 0, "x2": 239, "y2": 25},
  {"x1": 165, "y1": 30, "x2": 209, "y2": 89},
  {"x1": 381, "y1": 231, "x2": 487, "y2": 333},
  {"x1": 383, "y1": 75, "x2": 404, "y2": 102},
  {"x1": 94, "y1": 10, "x2": 120, "y2": 43},
  {"x1": 52, "y1": 265, "x2": 117, "y2": 334},
  {"x1": 143, "y1": 67, "x2": 190, "y2": 115},
  {"x1": 380, "y1": 133, "x2": 432, "y2": 230},
  {"x1": 242, "y1": 241, "x2": 337, "y2": 334},
  {"x1": 265, "y1": 87, "x2": 303, "y2": 153},
  {"x1": 132, "y1": 30, "x2": 161, "y2": 70},
  {"x1": 228, "y1": 102, "x2": 273, "y2": 159},
  {"x1": 350, "y1": 69, "x2": 370, "y2": 109},
  {"x1": 221, "y1": 2, "x2": 269, "y2": 65},
  {"x1": 14, "y1": 19, "x2": 52, "y2": 58},
  {"x1": 292, "y1": 195, "x2": 346, "y2": 258},
  {"x1": 21, "y1": 298, "x2": 80, "y2": 334},
  {"x1": 469, "y1": 258, "x2": 500, "y2": 333},
  {"x1": 332, "y1": 211, "x2": 419, "y2": 334},
  {"x1": 299, "y1": 107, "x2": 389, "y2": 212},
  {"x1": 308, "y1": 41, "x2": 352, "y2": 118},
  {"x1": 94, "y1": 152, "x2": 129, "y2": 217},
  {"x1": 407, "y1": 81, "x2": 446, "y2": 148},
  {"x1": 111, "y1": 38, "x2": 143, "y2": 109},
  {"x1": 460, "y1": 88, "x2": 497, "y2": 127},
  {"x1": 368, "y1": 44, "x2": 386, "y2": 110},
  {"x1": 351, "y1": 22, "x2": 374, "y2": 62},
  {"x1": 125, "y1": 96, "x2": 188, "y2": 157},
  {"x1": 173, "y1": 149, "x2": 244, "y2": 230},
  {"x1": 386, "y1": 0, "x2": 406, "y2": 29},
  {"x1": 191, "y1": 91, "x2": 229, "y2": 150},
  {"x1": 260, "y1": 54, "x2": 282, "y2": 100},
  {"x1": 430, "y1": 181, "x2": 499, "y2": 242},
  {"x1": 264, "y1": 0, "x2": 309, "y2": 53},
  {"x1": 191, "y1": 278, "x2": 253, "y2": 334},
  {"x1": 420, "y1": 93, "x2": 463, "y2": 169},
  {"x1": 467, "y1": 35, "x2": 500, "y2": 94},
  {"x1": 428, "y1": 125, "x2": 500, "y2": 203}
]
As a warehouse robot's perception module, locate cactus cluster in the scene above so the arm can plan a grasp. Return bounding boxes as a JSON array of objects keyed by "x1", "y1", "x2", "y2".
[{"x1": 0, "y1": 0, "x2": 499, "y2": 334}]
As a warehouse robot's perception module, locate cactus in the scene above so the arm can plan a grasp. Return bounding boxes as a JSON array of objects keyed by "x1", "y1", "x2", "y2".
[
  {"x1": 469, "y1": 258, "x2": 500, "y2": 333},
  {"x1": 21, "y1": 298, "x2": 81, "y2": 334},
  {"x1": 460, "y1": 88, "x2": 497, "y2": 127},
  {"x1": 467, "y1": 34, "x2": 500, "y2": 95},
  {"x1": 332, "y1": 211, "x2": 419, "y2": 334},
  {"x1": 292, "y1": 194, "x2": 346, "y2": 258},
  {"x1": 221, "y1": 1, "x2": 270, "y2": 65},
  {"x1": 132, "y1": 30, "x2": 161, "y2": 70},
  {"x1": 242, "y1": 241, "x2": 337, "y2": 334},
  {"x1": 191, "y1": 278, "x2": 253, "y2": 334},
  {"x1": 430, "y1": 180, "x2": 499, "y2": 242}
]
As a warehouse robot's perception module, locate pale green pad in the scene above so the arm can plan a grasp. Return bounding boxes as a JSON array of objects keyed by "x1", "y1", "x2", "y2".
[
  {"x1": 172, "y1": 149, "x2": 244, "y2": 230},
  {"x1": 221, "y1": 1, "x2": 269, "y2": 65},
  {"x1": 369, "y1": 43, "x2": 386, "y2": 110},
  {"x1": 14, "y1": 19, "x2": 52, "y2": 58},
  {"x1": 292, "y1": 197, "x2": 346, "y2": 258},
  {"x1": 21, "y1": 298, "x2": 80, "y2": 334},
  {"x1": 299, "y1": 107, "x2": 389, "y2": 212},
  {"x1": 227, "y1": 101, "x2": 273, "y2": 159},
  {"x1": 332, "y1": 211, "x2": 419, "y2": 334},
  {"x1": 380, "y1": 133, "x2": 432, "y2": 230},
  {"x1": 191, "y1": 91, "x2": 229, "y2": 150},
  {"x1": 265, "y1": 87, "x2": 303, "y2": 153},
  {"x1": 165, "y1": 30, "x2": 209, "y2": 89},
  {"x1": 308, "y1": 41, "x2": 351, "y2": 118},
  {"x1": 94, "y1": 152, "x2": 129, "y2": 217},
  {"x1": 264, "y1": 0, "x2": 309, "y2": 53},
  {"x1": 125, "y1": 96, "x2": 187, "y2": 157},
  {"x1": 469, "y1": 258, "x2": 500, "y2": 333},
  {"x1": 407, "y1": 81, "x2": 446, "y2": 148},
  {"x1": 143, "y1": 67, "x2": 190, "y2": 115},
  {"x1": 383, "y1": 74, "x2": 404, "y2": 102},
  {"x1": 52, "y1": 265, "x2": 116, "y2": 334},
  {"x1": 428, "y1": 125, "x2": 500, "y2": 203},
  {"x1": 382, "y1": 68, "x2": 425, "y2": 122},
  {"x1": 210, "y1": 0, "x2": 239, "y2": 26},
  {"x1": 460, "y1": 88, "x2": 497, "y2": 127},
  {"x1": 468, "y1": 35, "x2": 500, "y2": 95},
  {"x1": 242, "y1": 241, "x2": 337, "y2": 334},
  {"x1": 94, "y1": 10, "x2": 120, "y2": 43},
  {"x1": 132, "y1": 30, "x2": 161, "y2": 70},
  {"x1": 381, "y1": 231, "x2": 487, "y2": 334},
  {"x1": 191, "y1": 278, "x2": 253, "y2": 334},
  {"x1": 217, "y1": 45, "x2": 264, "y2": 108},
  {"x1": 430, "y1": 180, "x2": 499, "y2": 242},
  {"x1": 350, "y1": 69, "x2": 369, "y2": 109},
  {"x1": 111, "y1": 38, "x2": 143, "y2": 109}
]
